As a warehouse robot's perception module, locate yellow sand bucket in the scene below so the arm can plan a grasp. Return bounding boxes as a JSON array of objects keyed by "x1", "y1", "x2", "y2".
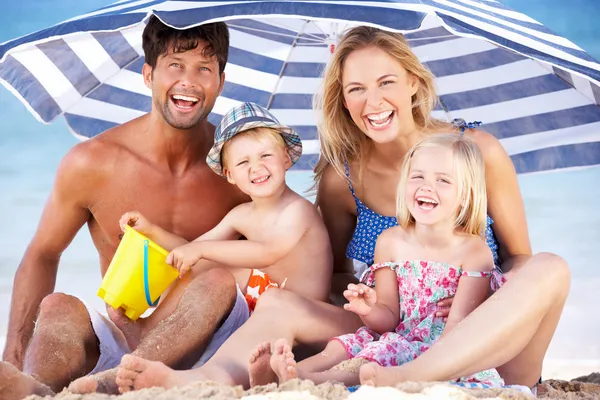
[{"x1": 97, "y1": 225, "x2": 179, "y2": 320}]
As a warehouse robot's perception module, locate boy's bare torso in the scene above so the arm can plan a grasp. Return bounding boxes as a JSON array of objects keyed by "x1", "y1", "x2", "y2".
[{"x1": 230, "y1": 193, "x2": 333, "y2": 302}]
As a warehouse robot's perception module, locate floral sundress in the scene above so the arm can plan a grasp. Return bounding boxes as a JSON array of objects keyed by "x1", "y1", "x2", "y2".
[{"x1": 332, "y1": 260, "x2": 505, "y2": 386}]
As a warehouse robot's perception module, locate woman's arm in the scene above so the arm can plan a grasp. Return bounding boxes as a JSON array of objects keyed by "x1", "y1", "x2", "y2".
[
  {"x1": 473, "y1": 130, "x2": 533, "y2": 276},
  {"x1": 316, "y1": 164, "x2": 360, "y2": 302},
  {"x1": 442, "y1": 240, "x2": 495, "y2": 337}
]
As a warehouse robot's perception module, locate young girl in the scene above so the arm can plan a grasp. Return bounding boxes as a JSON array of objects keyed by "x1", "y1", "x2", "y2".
[{"x1": 256, "y1": 134, "x2": 505, "y2": 387}]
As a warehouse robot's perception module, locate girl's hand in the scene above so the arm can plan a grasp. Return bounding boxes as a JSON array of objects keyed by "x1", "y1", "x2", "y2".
[
  {"x1": 166, "y1": 243, "x2": 202, "y2": 277},
  {"x1": 119, "y1": 211, "x2": 154, "y2": 236},
  {"x1": 343, "y1": 283, "x2": 377, "y2": 316},
  {"x1": 436, "y1": 296, "x2": 454, "y2": 321}
]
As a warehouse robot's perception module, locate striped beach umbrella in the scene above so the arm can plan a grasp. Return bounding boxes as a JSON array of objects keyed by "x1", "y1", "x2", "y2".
[{"x1": 1, "y1": 0, "x2": 599, "y2": 174}]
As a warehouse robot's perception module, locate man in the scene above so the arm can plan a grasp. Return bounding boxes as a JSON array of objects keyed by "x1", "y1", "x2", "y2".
[{"x1": 0, "y1": 16, "x2": 249, "y2": 399}]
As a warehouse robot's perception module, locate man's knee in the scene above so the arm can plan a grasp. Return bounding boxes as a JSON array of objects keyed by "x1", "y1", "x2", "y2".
[
  {"x1": 186, "y1": 268, "x2": 237, "y2": 309},
  {"x1": 38, "y1": 293, "x2": 88, "y2": 322}
]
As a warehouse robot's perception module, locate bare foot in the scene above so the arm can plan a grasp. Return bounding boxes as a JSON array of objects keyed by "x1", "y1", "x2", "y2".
[
  {"x1": 269, "y1": 338, "x2": 297, "y2": 384},
  {"x1": 359, "y1": 362, "x2": 400, "y2": 387},
  {"x1": 248, "y1": 341, "x2": 276, "y2": 387},
  {"x1": 108, "y1": 307, "x2": 144, "y2": 350},
  {"x1": 68, "y1": 368, "x2": 119, "y2": 394},
  {"x1": 116, "y1": 354, "x2": 195, "y2": 393},
  {"x1": 0, "y1": 361, "x2": 54, "y2": 400}
]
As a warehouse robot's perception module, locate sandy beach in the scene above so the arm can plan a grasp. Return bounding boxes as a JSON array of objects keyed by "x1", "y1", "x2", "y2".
[{"x1": 21, "y1": 373, "x2": 600, "y2": 400}]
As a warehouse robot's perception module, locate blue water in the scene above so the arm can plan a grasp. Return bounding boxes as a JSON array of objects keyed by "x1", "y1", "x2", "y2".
[{"x1": 0, "y1": 0, "x2": 599, "y2": 376}]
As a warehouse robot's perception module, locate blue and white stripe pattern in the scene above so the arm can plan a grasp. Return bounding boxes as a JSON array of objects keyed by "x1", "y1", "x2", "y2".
[{"x1": 1, "y1": 0, "x2": 599, "y2": 174}]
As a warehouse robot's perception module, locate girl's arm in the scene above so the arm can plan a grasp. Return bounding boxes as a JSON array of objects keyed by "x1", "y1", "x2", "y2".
[
  {"x1": 316, "y1": 164, "x2": 360, "y2": 303},
  {"x1": 441, "y1": 239, "x2": 494, "y2": 337},
  {"x1": 361, "y1": 229, "x2": 401, "y2": 333},
  {"x1": 472, "y1": 130, "x2": 532, "y2": 277}
]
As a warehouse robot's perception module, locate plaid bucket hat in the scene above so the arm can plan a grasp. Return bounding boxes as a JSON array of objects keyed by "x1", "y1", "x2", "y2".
[{"x1": 207, "y1": 102, "x2": 303, "y2": 176}]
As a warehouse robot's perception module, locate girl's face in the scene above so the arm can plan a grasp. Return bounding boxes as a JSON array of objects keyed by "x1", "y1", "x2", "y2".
[
  {"x1": 405, "y1": 146, "x2": 461, "y2": 226},
  {"x1": 341, "y1": 46, "x2": 419, "y2": 144}
]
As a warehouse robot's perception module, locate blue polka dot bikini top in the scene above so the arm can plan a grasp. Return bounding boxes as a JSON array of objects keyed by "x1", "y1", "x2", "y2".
[{"x1": 343, "y1": 119, "x2": 501, "y2": 267}]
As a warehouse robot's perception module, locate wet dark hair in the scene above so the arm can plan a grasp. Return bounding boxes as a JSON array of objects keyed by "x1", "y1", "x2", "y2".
[{"x1": 142, "y1": 15, "x2": 229, "y2": 74}]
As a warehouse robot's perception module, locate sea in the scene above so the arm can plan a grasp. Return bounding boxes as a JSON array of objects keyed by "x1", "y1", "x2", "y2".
[{"x1": 0, "y1": 0, "x2": 599, "y2": 379}]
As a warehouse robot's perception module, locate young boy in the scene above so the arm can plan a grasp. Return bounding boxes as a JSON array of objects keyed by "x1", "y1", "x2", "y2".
[{"x1": 119, "y1": 102, "x2": 333, "y2": 316}]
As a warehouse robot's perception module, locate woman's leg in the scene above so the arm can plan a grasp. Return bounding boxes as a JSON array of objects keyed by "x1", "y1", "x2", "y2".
[
  {"x1": 360, "y1": 252, "x2": 570, "y2": 388},
  {"x1": 117, "y1": 288, "x2": 362, "y2": 391}
]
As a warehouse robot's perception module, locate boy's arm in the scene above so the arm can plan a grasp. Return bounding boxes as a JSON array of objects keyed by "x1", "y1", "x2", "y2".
[
  {"x1": 360, "y1": 230, "x2": 401, "y2": 333},
  {"x1": 192, "y1": 202, "x2": 308, "y2": 269},
  {"x1": 145, "y1": 205, "x2": 243, "y2": 251},
  {"x1": 441, "y1": 240, "x2": 494, "y2": 337}
]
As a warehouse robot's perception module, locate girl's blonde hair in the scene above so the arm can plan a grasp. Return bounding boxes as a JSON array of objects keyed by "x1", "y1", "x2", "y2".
[
  {"x1": 313, "y1": 25, "x2": 449, "y2": 187},
  {"x1": 396, "y1": 134, "x2": 487, "y2": 237}
]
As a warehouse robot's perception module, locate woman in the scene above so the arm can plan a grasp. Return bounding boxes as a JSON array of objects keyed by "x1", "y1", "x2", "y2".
[
  {"x1": 313, "y1": 26, "x2": 569, "y2": 389},
  {"x1": 112, "y1": 26, "x2": 569, "y2": 392}
]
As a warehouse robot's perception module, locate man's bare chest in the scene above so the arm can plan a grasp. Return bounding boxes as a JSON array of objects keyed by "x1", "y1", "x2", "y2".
[{"x1": 88, "y1": 169, "x2": 241, "y2": 254}]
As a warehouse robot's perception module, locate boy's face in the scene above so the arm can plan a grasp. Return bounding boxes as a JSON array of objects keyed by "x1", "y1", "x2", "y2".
[{"x1": 223, "y1": 133, "x2": 292, "y2": 199}]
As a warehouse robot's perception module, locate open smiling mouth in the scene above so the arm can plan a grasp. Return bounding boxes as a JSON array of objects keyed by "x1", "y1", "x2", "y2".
[
  {"x1": 170, "y1": 94, "x2": 199, "y2": 109},
  {"x1": 366, "y1": 110, "x2": 394, "y2": 128},
  {"x1": 416, "y1": 196, "x2": 438, "y2": 210},
  {"x1": 251, "y1": 175, "x2": 270, "y2": 184}
]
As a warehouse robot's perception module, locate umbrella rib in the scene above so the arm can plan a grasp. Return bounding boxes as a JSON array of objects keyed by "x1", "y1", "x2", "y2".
[
  {"x1": 228, "y1": 24, "x2": 325, "y2": 43},
  {"x1": 266, "y1": 21, "x2": 309, "y2": 110}
]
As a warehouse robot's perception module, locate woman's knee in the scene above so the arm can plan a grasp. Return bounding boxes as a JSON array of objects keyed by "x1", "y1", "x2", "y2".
[
  {"x1": 253, "y1": 288, "x2": 305, "y2": 316},
  {"x1": 526, "y1": 252, "x2": 571, "y2": 296}
]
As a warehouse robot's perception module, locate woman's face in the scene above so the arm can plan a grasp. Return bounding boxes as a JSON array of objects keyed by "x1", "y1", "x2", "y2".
[{"x1": 341, "y1": 46, "x2": 419, "y2": 144}]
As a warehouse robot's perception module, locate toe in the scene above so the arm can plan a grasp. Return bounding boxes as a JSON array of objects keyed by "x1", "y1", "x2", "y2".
[{"x1": 121, "y1": 355, "x2": 146, "y2": 372}]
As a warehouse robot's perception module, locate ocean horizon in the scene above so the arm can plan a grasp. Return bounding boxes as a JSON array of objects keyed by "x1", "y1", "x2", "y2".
[{"x1": 1, "y1": 0, "x2": 599, "y2": 380}]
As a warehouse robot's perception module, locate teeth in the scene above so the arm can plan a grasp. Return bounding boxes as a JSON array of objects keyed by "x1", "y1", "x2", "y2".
[
  {"x1": 416, "y1": 197, "x2": 438, "y2": 204},
  {"x1": 367, "y1": 111, "x2": 393, "y2": 121},
  {"x1": 252, "y1": 176, "x2": 269, "y2": 183},
  {"x1": 172, "y1": 94, "x2": 198, "y2": 102}
]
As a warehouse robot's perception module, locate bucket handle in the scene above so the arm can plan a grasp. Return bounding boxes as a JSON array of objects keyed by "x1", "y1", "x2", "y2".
[{"x1": 143, "y1": 240, "x2": 160, "y2": 307}]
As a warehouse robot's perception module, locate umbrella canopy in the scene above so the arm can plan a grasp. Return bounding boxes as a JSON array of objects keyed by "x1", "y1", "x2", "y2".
[{"x1": 1, "y1": 0, "x2": 599, "y2": 174}]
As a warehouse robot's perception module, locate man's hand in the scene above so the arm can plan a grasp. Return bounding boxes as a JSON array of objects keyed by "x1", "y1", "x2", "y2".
[
  {"x1": 436, "y1": 296, "x2": 454, "y2": 320},
  {"x1": 343, "y1": 283, "x2": 377, "y2": 316},
  {"x1": 119, "y1": 211, "x2": 155, "y2": 237},
  {"x1": 167, "y1": 242, "x2": 203, "y2": 277}
]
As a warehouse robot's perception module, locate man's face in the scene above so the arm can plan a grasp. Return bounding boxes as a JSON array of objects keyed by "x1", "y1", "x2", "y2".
[{"x1": 144, "y1": 41, "x2": 225, "y2": 130}]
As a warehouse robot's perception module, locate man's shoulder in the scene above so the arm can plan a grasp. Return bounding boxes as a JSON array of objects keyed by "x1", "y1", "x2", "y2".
[{"x1": 61, "y1": 118, "x2": 143, "y2": 174}]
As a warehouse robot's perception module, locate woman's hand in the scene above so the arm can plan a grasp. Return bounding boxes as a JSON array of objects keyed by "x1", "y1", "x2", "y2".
[
  {"x1": 166, "y1": 242, "x2": 203, "y2": 277},
  {"x1": 119, "y1": 211, "x2": 154, "y2": 237},
  {"x1": 343, "y1": 283, "x2": 377, "y2": 316}
]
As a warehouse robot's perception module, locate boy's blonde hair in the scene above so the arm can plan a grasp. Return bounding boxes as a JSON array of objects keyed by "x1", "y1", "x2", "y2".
[
  {"x1": 313, "y1": 26, "x2": 449, "y2": 187},
  {"x1": 396, "y1": 134, "x2": 487, "y2": 237},
  {"x1": 221, "y1": 127, "x2": 287, "y2": 169}
]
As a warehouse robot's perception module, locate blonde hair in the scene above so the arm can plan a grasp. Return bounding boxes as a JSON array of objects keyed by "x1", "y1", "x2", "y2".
[
  {"x1": 221, "y1": 127, "x2": 286, "y2": 169},
  {"x1": 396, "y1": 134, "x2": 487, "y2": 237},
  {"x1": 313, "y1": 26, "x2": 449, "y2": 187}
]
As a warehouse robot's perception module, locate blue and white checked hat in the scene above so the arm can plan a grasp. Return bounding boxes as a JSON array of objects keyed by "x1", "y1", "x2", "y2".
[{"x1": 207, "y1": 102, "x2": 303, "y2": 176}]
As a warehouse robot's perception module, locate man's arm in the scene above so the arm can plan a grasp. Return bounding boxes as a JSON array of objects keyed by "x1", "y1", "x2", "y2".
[{"x1": 3, "y1": 143, "x2": 96, "y2": 369}]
